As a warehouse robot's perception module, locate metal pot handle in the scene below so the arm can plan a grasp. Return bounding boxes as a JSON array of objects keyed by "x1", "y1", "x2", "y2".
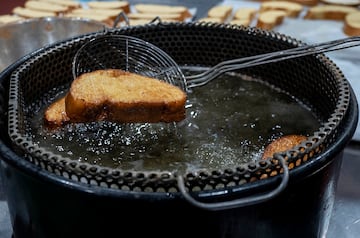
[{"x1": 177, "y1": 156, "x2": 289, "y2": 211}]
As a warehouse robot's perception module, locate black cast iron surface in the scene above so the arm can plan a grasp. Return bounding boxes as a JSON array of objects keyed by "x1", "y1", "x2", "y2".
[{"x1": 0, "y1": 141, "x2": 359, "y2": 238}]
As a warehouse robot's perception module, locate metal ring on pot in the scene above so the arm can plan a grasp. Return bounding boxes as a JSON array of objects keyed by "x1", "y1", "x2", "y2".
[{"x1": 177, "y1": 155, "x2": 289, "y2": 210}]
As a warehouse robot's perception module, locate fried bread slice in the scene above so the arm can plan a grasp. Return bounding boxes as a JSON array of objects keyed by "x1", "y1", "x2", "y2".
[
  {"x1": 44, "y1": 96, "x2": 70, "y2": 128},
  {"x1": 133, "y1": 4, "x2": 192, "y2": 21},
  {"x1": 207, "y1": 5, "x2": 233, "y2": 22},
  {"x1": 34, "y1": 0, "x2": 81, "y2": 10},
  {"x1": 0, "y1": 14, "x2": 24, "y2": 24},
  {"x1": 87, "y1": 1, "x2": 130, "y2": 13},
  {"x1": 304, "y1": 5, "x2": 358, "y2": 20},
  {"x1": 256, "y1": 10, "x2": 287, "y2": 30},
  {"x1": 13, "y1": 7, "x2": 57, "y2": 18},
  {"x1": 44, "y1": 69, "x2": 187, "y2": 127},
  {"x1": 233, "y1": 8, "x2": 257, "y2": 21},
  {"x1": 197, "y1": 17, "x2": 225, "y2": 23},
  {"x1": 261, "y1": 134, "x2": 307, "y2": 160},
  {"x1": 260, "y1": 1, "x2": 304, "y2": 17},
  {"x1": 24, "y1": 0, "x2": 70, "y2": 15},
  {"x1": 344, "y1": 11, "x2": 360, "y2": 36},
  {"x1": 127, "y1": 12, "x2": 183, "y2": 22},
  {"x1": 320, "y1": 0, "x2": 360, "y2": 6}
]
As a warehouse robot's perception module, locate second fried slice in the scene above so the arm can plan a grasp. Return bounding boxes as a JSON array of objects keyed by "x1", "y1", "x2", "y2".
[
  {"x1": 65, "y1": 69, "x2": 187, "y2": 124},
  {"x1": 261, "y1": 134, "x2": 307, "y2": 160}
]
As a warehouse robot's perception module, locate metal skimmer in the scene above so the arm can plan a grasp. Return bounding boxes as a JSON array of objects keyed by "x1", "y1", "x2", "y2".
[
  {"x1": 72, "y1": 34, "x2": 187, "y2": 91},
  {"x1": 186, "y1": 35, "x2": 360, "y2": 88},
  {"x1": 73, "y1": 34, "x2": 360, "y2": 90}
]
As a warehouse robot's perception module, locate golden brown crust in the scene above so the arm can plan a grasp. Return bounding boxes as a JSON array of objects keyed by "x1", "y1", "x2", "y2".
[
  {"x1": 44, "y1": 96, "x2": 70, "y2": 128},
  {"x1": 290, "y1": 0, "x2": 319, "y2": 6},
  {"x1": 229, "y1": 18, "x2": 252, "y2": 27},
  {"x1": 260, "y1": 1, "x2": 304, "y2": 17},
  {"x1": 68, "y1": 8, "x2": 123, "y2": 21},
  {"x1": 258, "y1": 0, "x2": 318, "y2": 6},
  {"x1": 320, "y1": 0, "x2": 360, "y2": 6},
  {"x1": 233, "y1": 8, "x2": 257, "y2": 21},
  {"x1": 13, "y1": 7, "x2": 57, "y2": 18},
  {"x1": 61, "y1": 69, "x2": 186, "y2": 124},
  {"x1": 127, "y1": 12, "x2": 183, "y2": 22},
  {"x1": 304, "y1": 5, "x2": 358, "y2": 20},
  {"x1": 0, "y1": 14, "x2": 24, "y2": 24},
  {"x1": 133, "y1": 4, "x2": 192, "y2": 21},
  {"x1": 262, "y1": 134, "x2": 307, "y2": 160},
  {"x1": 44, "y1": 69, "x2": 187, "y2": 127},
  {"x1": 207, "y1": 5, "x2": 233, "y2": 22},
  {"x1": 256, "y1": 10, "x2": 287, "y2": 30},
  {"x1": 24, "y1": 0, "x2": 71, "y2": 15},
  {"x1": 35, "y1": 0, "x2": 82, "y2": 11},
  {"x1": 197, "y1": 17, "x2": 225, "y2": 23},
  {"x1": 343, "y1": 11, "x2": 360, "y2": 36},
  {"x1": 87, "y1": 1, "x2": 130, "y2": 14}
]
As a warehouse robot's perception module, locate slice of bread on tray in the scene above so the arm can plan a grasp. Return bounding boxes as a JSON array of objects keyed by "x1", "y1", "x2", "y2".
[
  {"x1": 343, "y1": 11, "x2": 360, "y2": 36},
  {"x1": 260, "y1": 1, "x2": 304, "y2": 17},
  {"x1": 304, "y1": 5, "x2": 359, "y2": 20},
  {"x1": 262, "y1": 134, "x2": 307, "y2": 160},
  {"x1": 257, "y1": 10, "x2": 287, "y2": 30},
  {"x1": 207, "y1": 5, "x2": 233, "y2": 22},
  {"x1": 35, "y1": 0, "x2": 81, "y2": 10},
  {"x1": 290, "y1": 0, "x2": 319, "y2": 6},
  {"x1": 65, "y1": 8, "x2": 123, "y2": 26},
  {"x1": 260, "y1": 0, "x2": 319, "y2": 6},
  {"x1": 44, "y1": 69, "x2": 187, "y2": 127},
  {"x1": 24, "y1": 0, "x2": 70, "y2": 15},
  {"x1": 320, "y1": 0, "x2": 360, "y2": 6},
  {"x1": 229, "y1": 18, "x2": 252, "y2": 27},
  {"x1": 133, "y1": 4, "x2": 192, "y2": 21},
  {"x1": 87, "y1": 1, "x2": 130, "y2": 13},
  {"x1": 197, "y1": 17, "x2": 225, "y2": 23},
  {"x1": 0, "y1": 14, "x2": 24, "y2": 24},
  {"x1": 233, "y1": 8, "x2": 258, "y2": 21},
  {"x1": 13, "y1": 7, "x2": 57, "y2": 18},
  {"x1": 128, "y1": 12, "x2": 183, "y2": 22},
  {"x1": 68, "y1": 8, "x2": 123, "y2": 20}
]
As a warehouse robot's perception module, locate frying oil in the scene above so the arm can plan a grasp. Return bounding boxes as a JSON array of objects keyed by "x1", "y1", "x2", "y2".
[{"x1": 32, "y1": 73, "x2": 320, "y2": 174}]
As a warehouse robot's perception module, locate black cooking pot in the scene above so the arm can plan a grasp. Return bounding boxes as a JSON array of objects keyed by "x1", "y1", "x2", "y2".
[{"x1": 0, "y1": 22, "x2": 358, "y2": 238}]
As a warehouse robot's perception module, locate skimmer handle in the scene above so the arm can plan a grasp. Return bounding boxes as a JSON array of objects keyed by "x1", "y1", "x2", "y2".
[
  {"x1": 187, "y1": 36, "x2": 360, "y2": 88},
  {"x1": 177, "y1": 155, "x2": 289, "y2": 211}
]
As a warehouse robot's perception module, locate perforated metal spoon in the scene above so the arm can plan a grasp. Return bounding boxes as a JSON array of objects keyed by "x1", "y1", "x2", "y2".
[
  {"x1": 73, "y1": 34, "x2": 360, "y2": 91},
  {"x1": 72, "y1": 34, "x2": 187, "y2": 91},
  {"x1": 186, "y1": 35, "x2": 360, "y2": 88}
]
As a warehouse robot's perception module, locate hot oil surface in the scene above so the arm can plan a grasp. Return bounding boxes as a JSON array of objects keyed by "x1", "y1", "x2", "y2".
[{"x1": 31, "y1": 73, "x2": 320, "y2": 174}]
